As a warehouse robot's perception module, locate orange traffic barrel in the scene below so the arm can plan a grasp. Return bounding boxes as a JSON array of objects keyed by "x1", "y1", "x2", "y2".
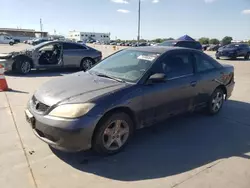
[{"x1": 0, "y1": 64, "x2": 9, "y2": 91}]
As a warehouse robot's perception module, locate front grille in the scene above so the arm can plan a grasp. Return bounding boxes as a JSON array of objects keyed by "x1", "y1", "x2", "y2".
[{"x1": 31, "y1": 96, "x2": 50, "y2": 113}]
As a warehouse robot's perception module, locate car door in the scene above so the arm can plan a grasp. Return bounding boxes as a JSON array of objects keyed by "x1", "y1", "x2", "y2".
[
  {"x1": 35, "y1": 42, "x2": 63, "y2": 68},
  {"x1": 191, "y1": 51, "x2": 221, "y2": 107},
  {"x1": 62, "y1": 43, "x2": 88, "y2": 67},
  {"x1": 237, "y1": 45, "x2": 245, "y2": 56},
  {"x1": 141, "y1": 50, "x2": 199, "y2": 125},
  {"x1": 3, "y1": 36, "x2": 9, "y2": 44}
]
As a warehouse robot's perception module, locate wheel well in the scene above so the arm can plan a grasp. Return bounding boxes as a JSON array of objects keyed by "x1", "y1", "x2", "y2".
[
  {"x1": 216, "y1": 85, "x2": 227, "y2": 98},
  {"x1": 91, "y1": 107, "x2": 137, "y2": 146},
  {"x1": 12, "y1": 55, "x2": 33, "y2": 70}
]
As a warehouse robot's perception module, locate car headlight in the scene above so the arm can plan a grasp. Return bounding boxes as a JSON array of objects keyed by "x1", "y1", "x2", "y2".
[{"x1": 49, "y1": 103, "x2": 95, "y2": 118}]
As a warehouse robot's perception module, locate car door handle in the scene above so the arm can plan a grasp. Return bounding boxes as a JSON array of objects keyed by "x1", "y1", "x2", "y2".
[{"x1": 190, "y1": 81, "x2": 197, "y2": 87}]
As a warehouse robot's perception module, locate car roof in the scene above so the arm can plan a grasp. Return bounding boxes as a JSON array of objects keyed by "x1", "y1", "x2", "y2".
[
  {"x1": 39, "y1": 40, "x2": 82, "y2": 45},
  {"x1": 127, "y1": 46, "x2": 197, "y2": 54}
]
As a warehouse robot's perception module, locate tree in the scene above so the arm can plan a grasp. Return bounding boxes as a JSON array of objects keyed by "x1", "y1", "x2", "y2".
[
  {"x1": 151, "y1": 38, "x2": 174, "y2": 43},
  {"x1": 164, "y1": 37, "x2": 174, "y2": 41},
  {"x1": 221, "y1": 36, "x2": 233, "y2": 46},
  {"x1": 152, "y1": 38, "x2": 163, "y2": 43},
  {"x1": 199, "y1": 37, "x2": 210, "y2": 45},
  {"x1": 248, "y1": 40, "x2": 250, "y2": 45},
  {"x1": 209, "y1": 38, "x2": 220, "y2": 45}
]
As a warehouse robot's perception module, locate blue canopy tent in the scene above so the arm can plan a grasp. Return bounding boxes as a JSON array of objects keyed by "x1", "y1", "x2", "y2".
[{"x1": 177, "y1": 35, "x2": 196, "y2": 41}]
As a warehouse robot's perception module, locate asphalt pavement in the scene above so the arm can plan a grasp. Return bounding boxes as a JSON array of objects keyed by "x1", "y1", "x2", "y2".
[{"x1": 0, "y1": 43, "x2": 250, "y2": 188}]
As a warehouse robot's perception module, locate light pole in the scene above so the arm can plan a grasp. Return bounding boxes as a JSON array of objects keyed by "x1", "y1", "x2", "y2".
[{"x1": 137, "y1": 0, "x2": 141, "y2": 46}]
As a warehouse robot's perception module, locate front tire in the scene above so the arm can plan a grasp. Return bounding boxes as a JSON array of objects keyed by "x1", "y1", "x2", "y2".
[
  {"x1": 92, "y1": 112, "x2": 134, "y2": 155},
  {"x1": 80, "y1": 58, "x2": 95, "y2": 71},
  {"x1": 207, "y1": 88, "x2": 224, "y2": 115},
  {"x1": 16, "y1": 59, "x2": 32, "y2": 74},
  {"x1": 9, "y1": 42, "x2": 14, "y2": 46}
]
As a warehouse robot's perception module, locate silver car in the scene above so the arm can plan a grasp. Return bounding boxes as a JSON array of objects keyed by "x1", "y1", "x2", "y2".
[{"x1": 0, "y1": 41, "x2": 102, "y2": 74}]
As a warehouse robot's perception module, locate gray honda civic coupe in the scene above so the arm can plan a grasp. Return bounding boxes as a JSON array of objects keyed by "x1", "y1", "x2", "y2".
[
  {"x1": 0, "y1": 41, "x2": 102, "y2": 74},
  {"x1": 25, "y1": 46, "x2": 235, "y2": 155}
]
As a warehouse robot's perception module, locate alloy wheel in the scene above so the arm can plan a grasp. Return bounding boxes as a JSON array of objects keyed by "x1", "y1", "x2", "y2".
[
  {"x1": 211, "y1": 91, "x2": 223, "y2": 113},
  {"x1": 102, "y1": 119, "x2": 130, "y2": 151},
  {"x1": 82, "y1": 59, "x2": 93, "y2": 71},
  {"x1": 21, "y1": 61, "x2": 31, "y2": 74}
]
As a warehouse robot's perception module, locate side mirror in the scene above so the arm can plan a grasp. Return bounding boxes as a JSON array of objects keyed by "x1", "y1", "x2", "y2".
[{"x1": 148, "y1": 73, "x2": 166, "y2": 83}]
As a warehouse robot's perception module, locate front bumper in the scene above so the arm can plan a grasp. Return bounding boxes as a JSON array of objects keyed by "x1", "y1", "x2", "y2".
[
  {"x1": 25, "y1": 107, "x2": 99, "y2": 152},
  {"x1": 0, "y1": 59, "x2": 14, "y2": 71},
  {"x1": 226, "y1": 81, "x2": 235, "y2": 99}
]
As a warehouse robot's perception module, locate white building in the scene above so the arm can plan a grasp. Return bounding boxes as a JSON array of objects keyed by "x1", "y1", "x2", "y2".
[{"x1": 68, "y1": 31, "x2": 110, "y2": 42}]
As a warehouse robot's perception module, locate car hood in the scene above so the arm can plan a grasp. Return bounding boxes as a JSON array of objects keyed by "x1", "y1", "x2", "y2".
[
  {"x1": 0, "y1": 53, "x2": 12, "y2": 59},
  {"x1": 0, "y1": 49, "x2": 33, "y2": 59},
  {"x1": 34, "y1": 72, "x2": 127, "y2": 106}
]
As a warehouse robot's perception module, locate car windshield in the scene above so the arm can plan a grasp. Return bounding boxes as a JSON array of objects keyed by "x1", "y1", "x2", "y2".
[
  {"x1": 158, "y1": 41, "x2": 176, "y2": 46},
  {"x1": 89, "y1": 49, "x2": 160, "y2": 83},
  {"x1": 28, "y1": 41, "x2": 51, "y2": 50}
]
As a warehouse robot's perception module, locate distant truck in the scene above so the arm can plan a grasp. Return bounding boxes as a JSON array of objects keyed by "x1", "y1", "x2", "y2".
[{"x1": 0, "y1": 35, "x2": 15, "y2": 45}]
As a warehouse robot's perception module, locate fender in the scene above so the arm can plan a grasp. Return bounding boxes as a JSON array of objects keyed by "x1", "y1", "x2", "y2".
[{"x1": 12, "y1": 54, "x2": 34, "y2": 69}]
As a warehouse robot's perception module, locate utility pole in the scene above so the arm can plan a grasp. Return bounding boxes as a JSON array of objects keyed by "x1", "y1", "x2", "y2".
[
  {"x1": 137, "y1": 0, "x2": 141, "y2": 46},
  {"x1": 40, "y1": 18, "x2": 43, "y2": 37},
  {"x1": 40, "y1": 18, "x2": 43, "y2": 32}
]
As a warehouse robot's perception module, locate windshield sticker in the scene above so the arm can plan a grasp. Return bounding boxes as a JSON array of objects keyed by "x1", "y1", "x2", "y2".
[{"x1": 137, "y1": 54, "x2": 160, "y2": 61}]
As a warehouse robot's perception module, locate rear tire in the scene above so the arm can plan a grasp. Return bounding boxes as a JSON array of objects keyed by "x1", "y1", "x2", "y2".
[
  {"x1": 206, "y1": 88, "x2": 224, "y2": 115},
  {"x1": 244, "y1": 53, "x2": 250, "y2": 60},
  {"x1": 9, "y1": 42, "x2": 14, "y2": 46},
  {"x1": 92, "y1": 112, "x2": 134, "y2": 155},
  {"x1": 80, "y1": 58, "x2": 95, "y2": 71}
]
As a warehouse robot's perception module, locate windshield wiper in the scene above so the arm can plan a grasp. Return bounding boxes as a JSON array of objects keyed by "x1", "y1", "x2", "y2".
[{"x1": 95, "y1": 73, "x2": 125, "y2": 83}]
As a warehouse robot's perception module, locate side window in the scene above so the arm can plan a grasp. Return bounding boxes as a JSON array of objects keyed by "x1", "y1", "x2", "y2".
[
  {"x1": 63, "y1": 43, "x2": 87, "y2": 50},
  {"x1": 242, "y1": 44, "x2": 248, "y2": 49},
  {"x1": 39, "y1": 44, "x2": 54, "y2": 51},
  {"x1": 194, "y1": 53, "x2": 215, "y2": 72},
  {"x1": 176, "y1": 41, "x2": 186, "y2": 47},
  {"x1": 185, "y1": 42, "x2": 193, "y2": 48},
  {"x1": 161, "y1": 52, "x2": 194, "y2": 79}
]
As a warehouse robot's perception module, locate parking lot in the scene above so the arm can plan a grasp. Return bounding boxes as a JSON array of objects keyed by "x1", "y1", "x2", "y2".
[{"x1": 1, "y1": 43, "x2": 250, "y2": 188}]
